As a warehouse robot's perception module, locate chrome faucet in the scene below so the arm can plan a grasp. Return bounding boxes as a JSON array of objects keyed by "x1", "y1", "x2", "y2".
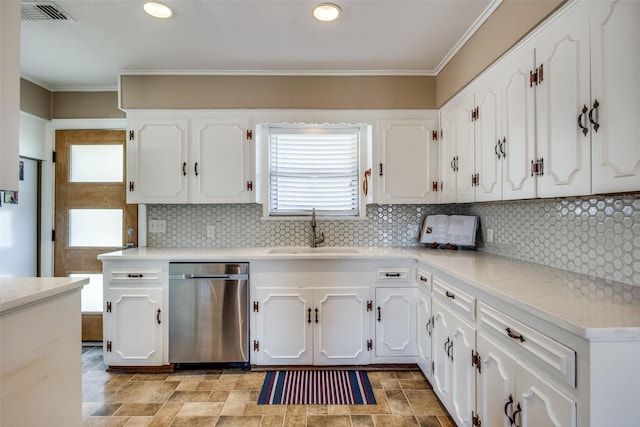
[{"x1": 310, "y1": 208, "x2": 325, "y2": 248}]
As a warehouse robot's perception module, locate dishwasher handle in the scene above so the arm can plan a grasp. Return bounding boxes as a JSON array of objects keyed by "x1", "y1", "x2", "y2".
[{"x1": 169, "y1": 273, "x2": 249, "y2": 280}]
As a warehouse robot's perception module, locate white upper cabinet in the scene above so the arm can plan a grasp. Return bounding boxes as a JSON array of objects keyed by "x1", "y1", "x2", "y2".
[
  {"x1": 589, "y1": 0, "x2": 640, "y2": 193},
  {"x1": 376, "y1": 116, "x2": 439, "y2": 204},
  {"x1": 533, "y1": 7, "x2": 592, "y2": 198},
  {"x1": 190, "y1": 118, "x2": 252, "y2": 203},
  {"x1": 126, "y1": 115, "x2": 254, "y2": 204},
  {"x1": 127, "y1": 118, "x2": 189, "y2": 204}
]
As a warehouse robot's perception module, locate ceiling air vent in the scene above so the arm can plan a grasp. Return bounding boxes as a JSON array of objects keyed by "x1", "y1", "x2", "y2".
[{"x1": 21, "y1": 2, "x2": 73, "y2": 21}]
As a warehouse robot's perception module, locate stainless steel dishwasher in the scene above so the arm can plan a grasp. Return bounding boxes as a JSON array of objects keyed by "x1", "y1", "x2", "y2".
[{"x1": 169, "y1": 262, "x2": 249, "y2": 365}]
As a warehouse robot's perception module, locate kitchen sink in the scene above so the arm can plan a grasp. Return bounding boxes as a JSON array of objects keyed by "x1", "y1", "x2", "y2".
[{"x1": 268, "y1": 247, "x2": 361, "y2": 255}]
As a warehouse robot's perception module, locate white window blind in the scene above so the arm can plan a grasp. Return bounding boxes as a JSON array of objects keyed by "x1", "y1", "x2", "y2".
[{"x1": 269, "y1": 127, "x2": 360, "y2": 216}]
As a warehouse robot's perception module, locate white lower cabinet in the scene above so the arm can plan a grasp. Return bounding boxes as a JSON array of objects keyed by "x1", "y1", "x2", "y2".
[
  {"x1": 416, "y1": 288, "x2": 433, "y2": 381},
  {"x1": 477, "y1": 333, "x2": 576, "y2": 427},
  {"x1": 375, "y1": 287, "x2": 417, "y2": 358},
  {"x1": 102, "y1": 262, "x2": 168, "y2": 367},
  {"x1": 254, "y1": 287, "x2": 372, "y2": 365},
  {"x1": 432, "y1": 299, "x2": 476, "y2": 427}
]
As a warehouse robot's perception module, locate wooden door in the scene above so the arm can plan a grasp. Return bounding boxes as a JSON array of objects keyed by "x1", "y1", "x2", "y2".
[{"x1": 54, "y1": 130, "x2": 137, "y2": 341}]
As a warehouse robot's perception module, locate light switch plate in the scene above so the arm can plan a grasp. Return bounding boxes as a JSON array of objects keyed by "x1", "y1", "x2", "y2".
[
  {"x1": 486, "y1": 228, "x2": 494, "y2": 243},
  {"x1": 149, "y1": 220, "x2": 166, "y2": 233},
  {"x1": 207, "y1": 225, "x2": 215, "y2": 239}
]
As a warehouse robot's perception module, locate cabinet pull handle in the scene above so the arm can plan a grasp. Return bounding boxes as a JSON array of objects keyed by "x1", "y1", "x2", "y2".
[
  {"x1": 578, "y1": 105, "x2": 589, "y2": 136},
  {"x1": 448, "y1": 340, "x2": 453, "y2": 361},
  {"x1": 495, "y1": 140, "x2": 502, "y2": 159},
  {"x1": 506, "y1": 327, "x2": 526, "y2": 342},
  {"x1": 588, "y1": 99, "x2": 600, "y2": 133},
  {"x1": 156, "y1": 309, "x2": 161, "y2": 324},
  {"x1": 377, "y1": 306, "x2": 382, "y2": 322},
  {"x1": 454, "y1": 156, "x2": 459, "y2": 172},
  {"x1": 445, "y1": 291, "x2": 455, "y2": 299},
  {"x1": 315, "y1": 307, "x2": 319, "y2": 324},
  {"x1": 505, "y1": 394, "x2": 515, "y2": 425},
  {"x1": 426, "y1": 319, "x2": 432, "y2": 336},
  {"x1": 307, "y1": 308, "x2": 312, "y2": 324},
  {"x1": 419, "y1": 275, "x2": 428, "y2": 283},
  {"x1": 362, "y1": 168, "x2": 371, "y2": 196},
  {"x1": 182, "y1": 162, "x2": 187, "y2": 176},
  {"x1": 385, "y1": 272, "x2": 401, "y2": 278},
  {"x1": 500, "y1": 137, "x2": 506, "y2": 158},
  {"x1": 444, "y1": 337, "x2": 450, "y2": 358},
  {"x1": 451, "y1": 157, "x2": 456, "y2": 171},
  {"x1": 127, "y1": 273, "x2": 143, "y2": 278},
  {"x1": 194, "y1": 162, "x2": 199, "y2": 176},
  {"x1": 512, "y1": 402, "x2": 522, "y2": 427}
]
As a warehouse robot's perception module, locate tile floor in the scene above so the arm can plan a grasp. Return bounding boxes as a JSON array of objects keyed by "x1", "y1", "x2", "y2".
[{"x1": 82, "y1": 346, "x2": 455, "y2": 427}]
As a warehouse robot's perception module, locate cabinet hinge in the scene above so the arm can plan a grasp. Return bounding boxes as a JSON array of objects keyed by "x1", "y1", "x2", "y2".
[
  {"x1": 366, "y1": 300, "x2": 373, "y2": 311},
  {"x1": 379, "y1": 163, "x2": 383, "y2": 177},
  {"x1": 472, "y1": 350, "x2": 482, "y2": 374},
  {"x1": 106, "y1": 301, "x2": 112, "y2": 313},
  {"x1": 471, "y1": 173, "x2": 480, "y2": 187},
  {"x1": 246, "y1": 130, "x2": 253, "y2": 140},
  {"x1": 367, "y1": 339, "x2": 373, "y2": 351},
  {"x1": 530, "y1": 158, "x2": 544, "y2": 177},
  {"x1": 106, "y1": 341, "x2": 112, "y2": 352},
  {"x1": 129, "y1": 181, "x2": 135, "y2": 192},
  {"x1": 52, "y1": 151, "x2": 56, "y2": 163},
  {"x1": 253, "y1": 340, "x2": 259, "y2": 351},
  {"x1": 472, "y1": 411, "x2": 482, "y2": 427},
  {"x1": 471, "y1": 106, "x2": 479, "y2": 121},
  {"x1": 431, "y1": 361, "x2": 435, "y2": 375},
  {"x1": 253, "y1": 301, "x2": 259, "y2": 312},
  {"x1": 432, "y1": 181, "x2": 439, "y2": 192},
  {"x1": 530, "y1": 64, "x2": 544, "y2": 87},
  {"x1": 247, "y1": 181, "x2": 253, "y2": 191},
  {"x1": 129, "y1": 130, "x2": 135, "y2": 141},
  {"x1": 431, "y1": 130, "x2": 438, "y2": 141},
  {"x1": 51, "y1": 230, "x2": 55, "y2": 242}
]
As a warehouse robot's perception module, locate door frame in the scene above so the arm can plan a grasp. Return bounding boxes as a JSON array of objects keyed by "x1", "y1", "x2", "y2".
[{"x1": 42, "y1": 119, "x2": 127, "y2": 276}]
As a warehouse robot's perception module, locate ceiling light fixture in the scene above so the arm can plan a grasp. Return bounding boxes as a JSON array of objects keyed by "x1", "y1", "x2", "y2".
[
  {"x1": 313, "y1": 3, "x2": 341, "y2": 22},
  {"x1": 143, "y1": 1, "x2": 173, "y2": 19}
]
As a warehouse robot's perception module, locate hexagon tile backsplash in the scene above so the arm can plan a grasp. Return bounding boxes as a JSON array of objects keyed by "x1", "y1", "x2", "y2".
[{"x1": 147, "y1": 193, "x2": 639, "y2": 286}]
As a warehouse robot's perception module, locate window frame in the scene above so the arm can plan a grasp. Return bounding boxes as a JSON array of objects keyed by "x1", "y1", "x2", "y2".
[{"x1": 256, "y1": 122, "x2": 371, "y2": 219}]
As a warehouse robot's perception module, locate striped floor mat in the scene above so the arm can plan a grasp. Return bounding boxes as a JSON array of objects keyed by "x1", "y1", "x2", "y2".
[{"x1": 258, "y1": 370, "x2": 376, "y2": 405}]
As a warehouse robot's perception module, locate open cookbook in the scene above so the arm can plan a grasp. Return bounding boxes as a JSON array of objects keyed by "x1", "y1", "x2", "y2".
[{"x1": 419, "y1": 214, "x2": 478, "y2": 249}]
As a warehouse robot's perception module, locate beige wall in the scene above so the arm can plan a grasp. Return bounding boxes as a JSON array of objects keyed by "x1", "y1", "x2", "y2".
[
  {"x1": 120, "y1": 75, "x2": 437, "y2": 110},
  {"x1": 20, "y1": 79, "x2": 51, "y2": 120},
  {"x1": 436, "y1": 0, "x2": 565, "y2": 106},
  {"x1": 52, "y1": 91, "x2": 124, "y2": 119}
]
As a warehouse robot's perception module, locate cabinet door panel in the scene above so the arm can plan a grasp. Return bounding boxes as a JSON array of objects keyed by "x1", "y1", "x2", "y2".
[
  {"x1": 534, "y1": 12, "x2": 592, "y2": 198},
  {"x1": 128, "y1": 119, "x2": 189, "y2": 203},
  {"x1": 375, "y1": 288, "x2": 417, "y2": 357},
  {"x1": 416, "y1": 290, "x2": 433, "y2": 380},
  {"x1": 439, "y1": 106, "x2": 459, "y2": 204},
  {"x1": 315, "y1": 288, "x2": 371, "y2": 365},
  {"x1": 377, "y1": 118, "x2": 439, "y2": 204},
  {"x1": 449, "y1": 313, "x2": 476, "y2": 427},
  {"x1": 590, "y1": 0, "x2": 640, "y2": 193},
  {"x1": 255, "y1": 289, "x2": 313, "y2": 365},
  {"x1": 517, "y1": 364, "x2": 576, "y2": 427},
  {"x1": 500, "y1": 48, "x2": 537, "y2": 200},
  {"x1": 474, "y1": 79, "x2": 502, "y2": 202},
  {"x1": 191, "y1": 119, "x2": 252, "y2": 203},
  {"x1": 108, "y1": 287, "x2": 163, "y2": 366},
  {"x1": 431, "y1": 301, "x2": 451, "y2": 405},
  {"x1": 477, "y1": 333, "x2": 516, "y2": 427}
]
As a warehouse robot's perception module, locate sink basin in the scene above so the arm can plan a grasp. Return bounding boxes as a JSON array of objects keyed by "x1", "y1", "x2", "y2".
[{"x1": 268, "y1": 247, "x2": 361, "y2": 255}]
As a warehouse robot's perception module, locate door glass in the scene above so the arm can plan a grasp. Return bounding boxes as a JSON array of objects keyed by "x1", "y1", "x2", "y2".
[
  {"x1": 70, "y1": 273, "x2": 103, "y2": 312},
  {"x1": 69, "y1": 144, "x2": 123, "y2": 182},
  {"x1": 68, "y1": 208, "x2": 123, "y2": 247}
]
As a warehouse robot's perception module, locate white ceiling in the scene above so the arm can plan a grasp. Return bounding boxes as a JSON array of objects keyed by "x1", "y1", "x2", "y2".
[{"x1": 20, "y1": 0, "x2": 498, "y2": 91}]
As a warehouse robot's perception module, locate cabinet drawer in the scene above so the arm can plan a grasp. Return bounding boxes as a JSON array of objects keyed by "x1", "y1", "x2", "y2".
[
  {"x1": 433, "y1": 277, "x2": 475, "y2": 321},
  {"x1": 375, "y1": 268, "x2": 410, "y2": 282},
  {"x1": 416, "y1": 268, "x2": 432, "y2": 292},
  {"x1": 108, "y1": 269, "x2": 163, "y2": 283},
  {"x1": 478, "y1": 302, "x2": 576, "y2": 387}
]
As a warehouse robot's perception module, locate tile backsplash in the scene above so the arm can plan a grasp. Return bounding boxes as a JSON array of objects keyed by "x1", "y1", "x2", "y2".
[{"x1": 147, "y1": 193, "x2": 639, "y2": 286}]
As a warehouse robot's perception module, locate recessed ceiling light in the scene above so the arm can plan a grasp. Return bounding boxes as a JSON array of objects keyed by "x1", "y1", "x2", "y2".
[
  {"x1": 313, "y1": 3, "x2": 341, "y2": 22},
  {"x1": 143, "y1": 1, "x2": 173, "y2": 19}
]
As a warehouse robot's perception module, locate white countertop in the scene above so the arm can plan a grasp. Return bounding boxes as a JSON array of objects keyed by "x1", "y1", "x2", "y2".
[
  {"x1": 0, "y1": 277, "x2": 89, "y2": 314},
  {"x1": 98, "y1": 247, "x2": 640, "y2": 340}
]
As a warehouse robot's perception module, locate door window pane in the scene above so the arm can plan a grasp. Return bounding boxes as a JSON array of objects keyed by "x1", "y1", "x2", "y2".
[
  {"x1": 69, "y1": 209, "x2": 123, "y2": 247},
  {"x1": 70, "y1": 273, "x2": 103, "y2": 312},
  {"x1": 70, "y1": 144, "x2": 123, "y2": 182}
]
